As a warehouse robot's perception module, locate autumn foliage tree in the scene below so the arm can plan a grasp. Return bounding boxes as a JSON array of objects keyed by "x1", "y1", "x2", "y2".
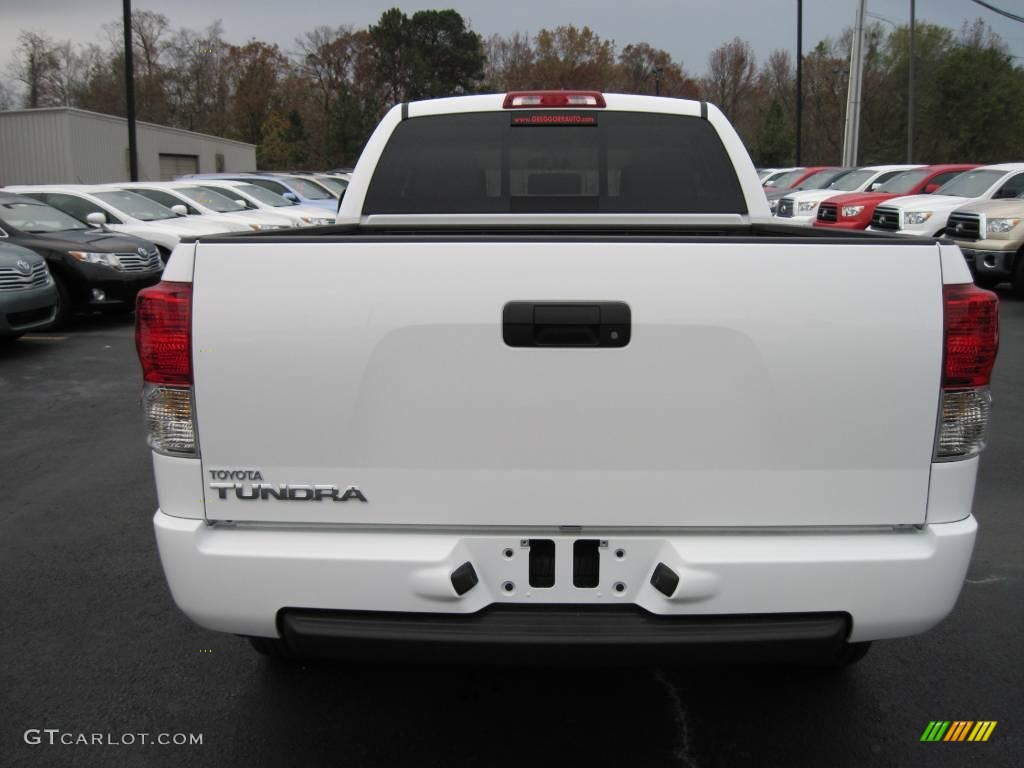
[{"x1": 5, "y1": 11, "x2": 1024, "y2": 168}]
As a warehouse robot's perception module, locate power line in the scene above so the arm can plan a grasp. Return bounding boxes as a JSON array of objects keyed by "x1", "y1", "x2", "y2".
[{"x1": 970, "y1": 0, "x2": 1024, "y2": 25}]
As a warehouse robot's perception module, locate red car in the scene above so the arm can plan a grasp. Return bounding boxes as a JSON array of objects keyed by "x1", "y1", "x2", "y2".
[{"x1": 814, "y1": 164, "x2": 978, "y2": 230}]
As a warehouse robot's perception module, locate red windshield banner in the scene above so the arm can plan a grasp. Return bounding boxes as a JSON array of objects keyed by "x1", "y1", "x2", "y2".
[{"x1": 511, "y1": 113, "x2": 598, "y2": 127}]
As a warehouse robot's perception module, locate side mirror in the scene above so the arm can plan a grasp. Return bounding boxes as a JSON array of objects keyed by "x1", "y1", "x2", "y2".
[
  {"x1": 235, "y1": 199, "x2": 247, "y2": 208},
  {"x1": 282, "y1": 192, "x2": 299, "y2": 202},
  {"x1": 86, "y1": 212, "x2": 107, "y2": 227},
  {"x1": 923, "y1": 184, "x2": 940, "y2": 194},
  {"x1": 869, "y1": 182, "x2": 882, "y2": 191},
  {"x1": 170, "y1": 204, "x2": 189, "y2": 216}
]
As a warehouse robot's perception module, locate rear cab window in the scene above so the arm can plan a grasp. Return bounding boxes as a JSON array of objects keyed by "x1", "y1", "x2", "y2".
[{"x1": 363, "y1": 111, "x2": 746, "y2": 215}]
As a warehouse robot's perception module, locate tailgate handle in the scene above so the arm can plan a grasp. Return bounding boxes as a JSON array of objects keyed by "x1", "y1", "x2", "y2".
[{"x1": 503, "y1": 301, "x2": 630, "y2": 348}]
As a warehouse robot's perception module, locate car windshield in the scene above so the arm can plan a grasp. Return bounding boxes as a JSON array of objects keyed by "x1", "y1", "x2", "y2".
[
  {"x1": 93, "y1": 190, "x2": 177, "y2": 221},
  {"x1": 314, "y1": 176, "x2": 348, "y2": 196},
  {"x1": 230, "y1": 183, "x2": 295, "y2": 207},
  {"x1": 796, "y1": 170, "x2": 844, "y2": 189},
  {"x1": 875, "y1": 169, "x2": 930, "y2": 194},
  {"x1": 826, "y1": 169, "x2": 876, "y2": 191},
  {"x1": 282, "y1": 177, "x2": 333, "y2": 200},
  {"x1": 935, "y1": 169, "x2": 1004, "y2": 198},
  {"x1": 766, "y1": 168, "x2": 805, "y2": 188},
  {"x1": 176, "y1": 186, "x2": 246, "y2": 212},
  {"x1": 0, "y1": 200, "x2": 88, "y2": 233}
]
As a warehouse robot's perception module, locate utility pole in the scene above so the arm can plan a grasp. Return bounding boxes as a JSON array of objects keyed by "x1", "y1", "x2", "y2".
[
  {"x1": 795, "y1": 0, "x2": 803, "y2": 165},
  {"x1": 653, "y1": 66, "x2": 663, "y2": 96},
  {"x1": 842, "y1": 0, "x2": 867, "y2": 166},
  {"x1": 123, "y1": 0, "x2": 139, "y2": 181},
  {"x1": 908, "y1": 0, "x2": 915, "y2": 162}
]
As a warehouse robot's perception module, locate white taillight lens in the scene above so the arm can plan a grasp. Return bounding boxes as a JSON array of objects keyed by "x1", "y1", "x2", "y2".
[
  {"x1": 143, "y1": 384, "x2": 197, "y2": 455},
  {"x1": 934, "y1": 283, "x2": 998, "y2": 462},
  {"x1": 935, "y1": 389, "x2": 992, "y2": 460}
]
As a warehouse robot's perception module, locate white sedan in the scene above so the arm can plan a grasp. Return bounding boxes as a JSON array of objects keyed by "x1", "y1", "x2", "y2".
[
  {"x1": 109, "y1": 182, "x2": 295, "y2": 230},
  {"x1": 190, "y1": 180, "x2": 336, "y2": 227},
  {"x1": 5, "y1": 185, "x2": 244, "y2": 254}
]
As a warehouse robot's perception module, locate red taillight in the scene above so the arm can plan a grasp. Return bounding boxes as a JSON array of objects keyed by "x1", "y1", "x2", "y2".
[
  {"x1": 136, "y1": 281, "x2": 192, "y2": 386},
  {"x1": 503, "y1": 91, "x2": 606, "y2": 109},
  {"x1": 943, "y1": 283, "x2": 999, "y2": 388}
]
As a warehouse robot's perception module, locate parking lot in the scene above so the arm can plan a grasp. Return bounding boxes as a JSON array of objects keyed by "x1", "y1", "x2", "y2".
[{"x1": 1, "y1": 291, "x2": 1021, "y2": 768}]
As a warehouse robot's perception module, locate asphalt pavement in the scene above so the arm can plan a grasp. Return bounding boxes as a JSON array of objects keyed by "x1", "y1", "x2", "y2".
[{"x1": 1, "y1": 292, "x2": 1021, "y2": 768}]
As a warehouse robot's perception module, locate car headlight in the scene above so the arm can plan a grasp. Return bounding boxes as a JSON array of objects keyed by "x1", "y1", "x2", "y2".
[
  {"x1": 310, "y1": 217, "x2": 334, "y2": 226},
  {"x1": 248, "y1": 223, "x2": 262, "y2": 230},
  {"x1": 68, "y1": 251, "x2": 124, "y2": 270},
  {"x1": 841, "y1": 205, "x2": 864, "y2": 218},
  {"x1": 797, "y1": 201, "x2": 819, "y2": 214},
  {"x1": 904, "y1": 211, "x2": 932, "y2": 225},
  {"x1": 987, "y1": 217, "x2": 1020, "y2": 235}
]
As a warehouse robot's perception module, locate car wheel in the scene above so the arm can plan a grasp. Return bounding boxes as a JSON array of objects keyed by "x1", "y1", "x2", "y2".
[
  {"x1": 47, "y1": 275, "x2": 75, "y2": 330},
  {"x1": 974, "y1": 274, "x2": 1002, "y2": 290},
  {"x1": 1012, "y1": 253, "x2": 1024, "y2": 298}
]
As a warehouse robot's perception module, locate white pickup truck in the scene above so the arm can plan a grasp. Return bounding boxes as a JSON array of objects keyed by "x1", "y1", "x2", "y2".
[{"x1": 138, "y1": 92, "x2": 999, "y2": 665}]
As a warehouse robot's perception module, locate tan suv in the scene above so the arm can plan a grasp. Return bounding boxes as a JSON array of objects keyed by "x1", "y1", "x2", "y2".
[{"x1": 947, "y1": 198, "x2": 1024, "y2": 294}]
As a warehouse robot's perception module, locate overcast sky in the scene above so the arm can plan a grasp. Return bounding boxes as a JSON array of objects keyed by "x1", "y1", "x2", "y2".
[{"x1": 4, "y1": 0, "x2": 1024, "y2": 82}]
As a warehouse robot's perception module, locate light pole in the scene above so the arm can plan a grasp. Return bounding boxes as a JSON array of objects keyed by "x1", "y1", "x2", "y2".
[
  {"x1": 123, "y1": 0, "x2": 138, "y2": 181},
  {"x1": 796, "y1": 0, "x2": 803, "y2": 165},
  {"x1": 842, "y1": 0, "x2": 867, "y2": 166},
  {"x1": 908, "y1": 0, "x2": 915, "y2": 162}
]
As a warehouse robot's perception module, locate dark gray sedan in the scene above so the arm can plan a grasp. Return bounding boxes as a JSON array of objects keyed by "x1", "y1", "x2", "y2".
[{"x1": 0, "y1": 242, "x2": 58, "y2": 339}]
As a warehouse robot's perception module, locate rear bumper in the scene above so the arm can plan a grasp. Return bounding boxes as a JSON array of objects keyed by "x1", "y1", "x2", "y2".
[
  {"x1": 154, "y1": 512, "x2": 977, "y2": 646},
  {"x1": 280, "y1": 607, "x2": 850, "y2": 663}
]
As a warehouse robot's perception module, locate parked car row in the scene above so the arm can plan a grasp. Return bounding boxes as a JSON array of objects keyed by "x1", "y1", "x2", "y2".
[
  {"x1": 176, "y1": 171, "x2": 349, "y2": 213},
  {"x1": 765, "y1": 162, "x2": 1024, "y2": 294},
  {"x1": 0, "y1": 172, "x2": 346, "y2": 334}
]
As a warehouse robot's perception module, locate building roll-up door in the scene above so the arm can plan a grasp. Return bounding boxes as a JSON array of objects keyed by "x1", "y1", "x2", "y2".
[{"x1": 158, "y1": 154, "x2": 199, "y2": 180}]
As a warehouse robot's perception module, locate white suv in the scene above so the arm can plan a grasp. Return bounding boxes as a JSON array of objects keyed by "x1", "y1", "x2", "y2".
[{"x1": 868, "y1": 163, "x2": 1024, "y2": 237}]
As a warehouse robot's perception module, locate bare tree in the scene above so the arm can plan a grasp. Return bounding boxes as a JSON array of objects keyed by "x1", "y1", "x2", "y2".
[
  {"x1": 701, "y1": 38, "x2": 757, "y2": 123},
  {"x1": 484, "y1": 32, "x2": 535, "y2": 89},
  {"x1": 8, "y1": 31, "x2": 60, "y2": 108},
  {"x1": 0, "y1": 80, "x2": 15, "y2": 110}
]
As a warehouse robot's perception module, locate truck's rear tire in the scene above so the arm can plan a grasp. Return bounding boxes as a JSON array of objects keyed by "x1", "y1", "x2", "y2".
[
  {"x1": 248, "y1": 636, "x2": 293, "y2": 659},
  {"x1": 833, "y1": 641, "x2": 871, "y2": 666}
]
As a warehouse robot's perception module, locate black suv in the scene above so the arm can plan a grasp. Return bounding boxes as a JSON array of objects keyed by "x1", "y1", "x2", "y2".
[{"x1": 0, "y1": 192, "x2": 162, "y2": 327}]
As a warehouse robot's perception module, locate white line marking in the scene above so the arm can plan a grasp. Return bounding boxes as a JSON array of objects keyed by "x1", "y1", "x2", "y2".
[{"x1": 654, "y1": 667, "x2": 699, "y2": 768}]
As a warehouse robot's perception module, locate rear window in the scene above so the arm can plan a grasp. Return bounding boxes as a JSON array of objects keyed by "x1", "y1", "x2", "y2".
[{"x1": 363, "y1": 111, "x2": 746, "y2": 215}]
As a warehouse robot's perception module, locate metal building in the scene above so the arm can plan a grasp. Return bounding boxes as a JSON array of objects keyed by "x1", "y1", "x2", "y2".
[{"x1": 0, "y1": 107, "x2": 256, "y2": 185}]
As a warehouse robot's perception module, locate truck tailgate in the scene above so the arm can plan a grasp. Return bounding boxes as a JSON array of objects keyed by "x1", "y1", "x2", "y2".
[{"x1": 192, "y1": 239, "x2": 943, "y2": 527}]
